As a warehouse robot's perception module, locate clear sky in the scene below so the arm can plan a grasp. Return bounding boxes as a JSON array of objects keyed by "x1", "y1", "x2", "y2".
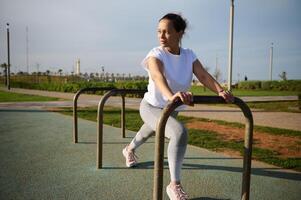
[{"x1": 0, "y1": 0, "x2": 300, "y2": 81}]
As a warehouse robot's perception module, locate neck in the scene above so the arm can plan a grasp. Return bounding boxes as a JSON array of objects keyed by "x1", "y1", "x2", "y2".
[{"x1": 165, "y1": 46, "x2": 180, "y2": 55}]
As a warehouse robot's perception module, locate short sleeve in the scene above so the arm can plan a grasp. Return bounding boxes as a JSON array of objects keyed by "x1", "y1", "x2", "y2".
[
  {"x1": 189, "y1": 49, "x2": 197, "y2": 63},
  {"x1": 141, "y1": 47, "x2": 164, "y2": 70}
]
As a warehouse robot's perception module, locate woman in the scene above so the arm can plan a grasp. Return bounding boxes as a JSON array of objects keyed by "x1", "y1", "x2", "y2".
[{"x1": 122, "y1": 13, "x2": 233, "y2": 200}]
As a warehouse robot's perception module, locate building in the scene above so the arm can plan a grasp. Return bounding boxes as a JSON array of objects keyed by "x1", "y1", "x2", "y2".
[{"x1": 76, "y1": 59, "x2": 80, "y2": 75}]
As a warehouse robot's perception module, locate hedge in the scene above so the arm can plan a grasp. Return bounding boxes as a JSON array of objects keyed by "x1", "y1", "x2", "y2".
[
  {"x1": 238, "y1": 80, "x2": 301, "y2": 91},
  {"x1": 10, "y1": 80, "x2": 148, "y2": 97}
]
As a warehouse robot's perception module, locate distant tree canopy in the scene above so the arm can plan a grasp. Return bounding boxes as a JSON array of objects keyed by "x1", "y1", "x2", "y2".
[{"x1": 279, "y1": 71, "x2": 287, "y2": 81}]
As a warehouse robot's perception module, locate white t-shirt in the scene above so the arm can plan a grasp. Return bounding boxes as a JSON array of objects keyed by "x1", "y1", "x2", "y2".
[{"x1": 142, "y1": 46, "x2": 197, "y2": 109}]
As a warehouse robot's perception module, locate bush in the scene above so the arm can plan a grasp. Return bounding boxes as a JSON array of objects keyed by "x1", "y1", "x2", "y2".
[
  {"x1": 11, "y1": 80, "x2": 148, "y2": 98},
  {"x1": 238, "y1": 80, "x2": 301, "y2": 91},
  {"x1": 238, "y1": 81, "x2": 261, "y2": 90},
  {"x1": 261, "y1": 81, "x2": 272, "y2": 90}
]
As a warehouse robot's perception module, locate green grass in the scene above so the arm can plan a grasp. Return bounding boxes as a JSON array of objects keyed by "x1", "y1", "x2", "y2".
[
  {"x1": 196, "y1": 100, "x2": 300, "y2": 113},
  {"x1": 189, "y1": 85, "x2": 300, "y2": 96},
  {"x1": 246, "y1": 101, "x2": 300, "y2": 112},
  {"x1": 0, "y1": 90, "x2": 60, "y2": 102},
  {"x1": 192, "y1": 117, "x2": 301, "y2": 138},
  {"x1": 188, "y1": 128, "x2": 300, "y2": 170},
  {"x1": 60, "y1": 106, "x2": 144, "y2": 132},
  {"x1": 58, "y1": 106, "x2": 301, "y2": 171},
  {"x1": 188, "y1": 129, "x2": 243, "y2": 151}
]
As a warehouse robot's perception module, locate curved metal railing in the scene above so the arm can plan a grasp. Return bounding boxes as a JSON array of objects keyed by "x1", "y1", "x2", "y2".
[
  {"x1": 96, "y1": 89, "x2": 146, "y2": 169},
  {"x1": 153, "y1": 96, "x2": 253, "y2": 200},
  {"x1": 73, "y1": 87, "x2": 115, "y2": 143}
]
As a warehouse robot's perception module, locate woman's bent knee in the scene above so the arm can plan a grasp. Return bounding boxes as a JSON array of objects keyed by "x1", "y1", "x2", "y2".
[{"x1": 166, "y1": 121, "x2": 188, "y2": 147}]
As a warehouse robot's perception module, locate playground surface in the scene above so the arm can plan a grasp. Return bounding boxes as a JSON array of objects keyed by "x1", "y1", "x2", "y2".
[{"x1": 0, "y1": 107, "x2": 300, "y2": 200}]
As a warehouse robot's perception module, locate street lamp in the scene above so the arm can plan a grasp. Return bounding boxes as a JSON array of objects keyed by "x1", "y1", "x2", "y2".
[
  {"x1": 227, "y1": 0, "x2": 234, "y2": 91},
  {"x1": 6, "y1": 23, "x2": 10, "y2": 90},
  {"x1": 269, "y1": 42, "x2": 274, "y2": 81}
]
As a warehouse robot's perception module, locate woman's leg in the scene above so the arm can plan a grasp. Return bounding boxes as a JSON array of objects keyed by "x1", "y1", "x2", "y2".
[
  {"x1": 128, "y1": 123, "x2": 154, "y2": 151},
  {"x1": 164, "y1": 118, "x2": 188, "y2": 183},
  {"x1": 127, "y1": 99, "x2": 156, "y2": 151},
  {"x1": 137, "y1": 99, "x2": 188, "y2": 182},
  {"x1": 123, "y1": 100, "x2": 156, "y2": 167}
]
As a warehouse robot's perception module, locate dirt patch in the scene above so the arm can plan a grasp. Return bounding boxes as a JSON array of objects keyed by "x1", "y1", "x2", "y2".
[{"x1": 186, "y1": 120, "x2": 301, "y2": 158}]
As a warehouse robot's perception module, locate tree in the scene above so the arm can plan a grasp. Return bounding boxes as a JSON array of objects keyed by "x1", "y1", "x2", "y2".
[
  {"x1": 45, "y1": 70, "x2": 51, "y2": 83},
  {"x1": 202, "y1": 66, "x2": 210, "y2": 91},
  {"x1": 105, "y1": 72, "x2": 109, "y2": 82},
  {"x1": 58, "y1": 69, "x2": 63, "y2": 76},
  {"x1": 213, "y1": 67, "x2": 222, "y2": 82},
  {"x1": 17, "y1": 71, "x2": 24, "y2": 75},
  {"x1": 0, "y1": 63, "x2": 7, "y2": 74},
  {"x1": 1, "y1": 63, "x2": 7, "y2": 85},
  {"x1": 279, "y1": 71, "x2": 287, "y2": 81}
]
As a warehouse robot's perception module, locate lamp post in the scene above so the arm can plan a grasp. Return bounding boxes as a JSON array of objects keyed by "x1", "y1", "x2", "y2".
[
  {"x1": 269, "y1": 42, "x2": 273, "y2": 81},
  {"x1": 6, "y1": 23, "x2": 10, "y2": 90},
  {"x1": 227, "y1": 0, "x2": 234, "y2": 91},
  {"x1": 0, "y1": 26, "x2": 7, "y2": 86},
  {"x1": 26, "y1": 26, "x2": 29, "y2": 74}
]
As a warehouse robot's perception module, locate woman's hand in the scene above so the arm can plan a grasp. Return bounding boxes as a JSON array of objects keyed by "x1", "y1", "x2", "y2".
[
  {"x1": 218, "y1": 90, "x2": 234, "y2": 103},
  {"x1": 170, "y1": 91, "x2": 193, "y2": 106}
]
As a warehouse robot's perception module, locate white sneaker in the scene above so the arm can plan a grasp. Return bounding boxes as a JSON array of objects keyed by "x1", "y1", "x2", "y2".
[
  {"x1": 122, "y1": 145, "x2": 138, "y2": 167},
  {"x1": 166, "y1": 184, "x2": 189, "y2": 200}
]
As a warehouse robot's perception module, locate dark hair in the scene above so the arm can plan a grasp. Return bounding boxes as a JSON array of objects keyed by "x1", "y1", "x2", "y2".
[{"x1": 159, "y1": 13, "x2": 187, "y2": 33}]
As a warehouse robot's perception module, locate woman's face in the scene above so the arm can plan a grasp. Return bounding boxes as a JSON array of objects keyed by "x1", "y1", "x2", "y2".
[{"x1": 157, "y1": 19, "x2": 183, "y2": 49}]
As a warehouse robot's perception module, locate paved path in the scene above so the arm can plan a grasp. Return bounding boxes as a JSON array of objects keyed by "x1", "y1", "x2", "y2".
[
  {"x1": 1, "y1": 88, "x2": 300, "y2": 131},
  {"x1": 0, "y1": 107, "x2": 300, "y2": 200}
]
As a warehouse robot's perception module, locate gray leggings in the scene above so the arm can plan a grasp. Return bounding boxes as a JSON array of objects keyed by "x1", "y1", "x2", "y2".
[{"x1": 129, "y1": 99, "x2": 188, "y2": 182}]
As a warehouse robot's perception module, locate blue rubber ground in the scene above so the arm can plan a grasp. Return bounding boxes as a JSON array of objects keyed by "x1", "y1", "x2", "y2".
[{"x1": 0, "y1": 108, "x2": 300, "y2": 200}]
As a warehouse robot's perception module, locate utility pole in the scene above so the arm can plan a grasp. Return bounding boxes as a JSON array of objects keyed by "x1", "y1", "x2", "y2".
[
  {"x1": 269, "y1": 42, "x2": 273, "y2": 81},
  {"x1": 216, "y1": 53, "x2": 218, "y2": 72},
  {"x1": 26, "y1": 26, "x2": 29, "y2": 74},
  {"x1": 0, "y1": 26, "x2": 7, "y2": 86},
  {"x1": 6, "y1": 23, "x2": 10, "y2": 90},
  {"x1": 36, "y1": 63, "x2": 40, "y2": 83},
  {"x1": 227, "y1": 0, "x2": 234, "y2": 91}
]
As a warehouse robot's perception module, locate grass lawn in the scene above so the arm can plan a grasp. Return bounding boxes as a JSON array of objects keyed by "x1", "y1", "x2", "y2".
[
  {"x1": 189, "y1": 85, "x2": 300, "y2": 96},
  {"x1": 0, "y1": 90, "x2": 60, "y2": 102},
  {"x1": 246, "y1": 101, "x2": 300, "y2": 113},
  {"x1": 214, "y1": 101, "x2": 300, "y2": 113},
  {"x1": 57, "y1": 106, "x2": 301, "y2": 171}
]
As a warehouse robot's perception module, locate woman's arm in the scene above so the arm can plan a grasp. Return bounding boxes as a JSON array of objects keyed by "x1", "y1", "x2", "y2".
[
  {"x1": 147, "y1": 57, "x2": 192, "y2": 105},
  {"x1": 193, "y1": 59, "x2": 233, "y2": 102}
]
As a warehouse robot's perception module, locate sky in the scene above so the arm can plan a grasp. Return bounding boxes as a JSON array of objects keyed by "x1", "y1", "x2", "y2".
[{"x1": 0, "y1": 0, "x2": 300, "y2": 82}]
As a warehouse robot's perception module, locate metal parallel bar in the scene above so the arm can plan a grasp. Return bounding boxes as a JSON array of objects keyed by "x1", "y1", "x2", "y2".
[
  {"x1": 235, "y1": 98, "x2": 253, "y2": 200},
  {"x1": 153, "y1": 96, "x2": 253, "y2": 200},
  {"x1": 73, "y1": 87, "x2": 115, "y2": 143},
  {"x1": 73, "y1": 93, "x2": 79, "y2": 143},
  {"x1": 121, "y1": 94, "x2": 126, "y2": 138},
  {"x1": 153, "y1": 100, "x2": 182, "y2": 200},
  {"x1": 96, "y1": 89, "x2": 146, "y2": 169},
  {"x1": 97, "y1": 90, "x2": 117, "y2": 169}
]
